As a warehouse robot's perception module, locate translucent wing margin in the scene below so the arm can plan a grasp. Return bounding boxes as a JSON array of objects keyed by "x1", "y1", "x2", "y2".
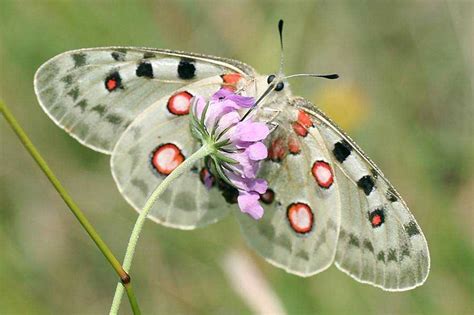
[
  {"x1": 34, "y1": 47, "x2": 255, "y2": 153},
  {"x1": 293, "y1": 97, "x2": 430, "y2": 291}
]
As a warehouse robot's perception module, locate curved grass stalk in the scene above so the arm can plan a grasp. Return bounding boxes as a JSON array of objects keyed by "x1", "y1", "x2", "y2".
[
  {"x1": 109, "y1": 144, "x2": 213, "y2": 315},
  {"x1": 1, "y1": 100, "x2": 141, "y2": 315}
]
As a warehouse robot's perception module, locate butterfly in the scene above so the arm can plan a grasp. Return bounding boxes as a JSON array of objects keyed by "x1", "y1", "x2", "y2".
[{"x1": 33, "y1": 23, "x2": 430, "y2": 292}]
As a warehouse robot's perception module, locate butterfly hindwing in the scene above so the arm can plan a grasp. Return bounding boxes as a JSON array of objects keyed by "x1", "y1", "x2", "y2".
[
  {"x1": 34, "y1": 47, "x2": 255, "y2": 153},
  {"x1": 237, "y1": 104, "x2": 341, "y2": 276},
  {"x1": 293, "y1": 97, "x2": 430, "y2": 290},
  {"x1": 111, "y1": 76, "x2": 247, "y2": 229}
]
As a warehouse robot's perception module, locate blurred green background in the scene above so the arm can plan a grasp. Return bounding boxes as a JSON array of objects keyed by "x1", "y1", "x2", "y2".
[{"x1": 1, "y1": 0, "x2": 473, "y2": 314}]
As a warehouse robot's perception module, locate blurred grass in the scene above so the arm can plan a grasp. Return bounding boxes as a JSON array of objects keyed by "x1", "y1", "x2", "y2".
[{"x1": 1, "y1": 0, "x2": 473, "y2": 314}]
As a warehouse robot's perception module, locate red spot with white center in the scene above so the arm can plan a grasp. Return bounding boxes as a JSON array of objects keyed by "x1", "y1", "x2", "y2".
[
  {"x1": 287, "y1": 202, "x2": 314, "y2": 234},
  {"x1": 288, "y1": 136, "x2": 301, "y2": 154},
  {"x1": 106, "y1": 79, "x2": 117, "y2": 91},
  {"x1": 221, "y1": 73, "x2": 242, "y2": 91},
  {"x1": 268, "y1": 138, "x2": 287, "y2": 162},
  {"x1": 151, "y1": 143, "x2": 185, "y2": 175},
  {"x1": 167, "y1": 91, "x2": 193, "y2": 115},
  {"x1": 311, "y1": 161, "x2": 334, "y2": 189}
]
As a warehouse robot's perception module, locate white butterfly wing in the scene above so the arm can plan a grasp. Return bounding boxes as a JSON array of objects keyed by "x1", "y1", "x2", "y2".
[
  {"x1": 34, "y1": 47, "x2": 255, "y2": 153},
  {"x1": 111, "y1": 76, "x2": 255, "y2": 229},
  {"x1": 237, "y1": 103, "x2": 341, "y2": 276},
  {"x1": 294, "y1": 97, "x2": 430, "y2": 291}
]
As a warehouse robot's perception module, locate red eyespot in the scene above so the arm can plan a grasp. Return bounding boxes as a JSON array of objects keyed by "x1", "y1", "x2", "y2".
[
  {"x1": 167, "y1": 91, "x2": 193, "y2": 115},
  {"x1": 106, "y1": 79, "x2": 117, "y2": 91},
  {"x1": 151, "y1": 143, "x2": 185, "y2": 175},
  {"x1": 311, "y1": 161, "x2": 334, "y2": 189},
  {"x1": 287, "y1": 202, "x2": 314, "y2": 234},
  {"x1": 369, "y1": 208, "x2": 385, "y2": 228},
  {"x1": 268, "y1": 138, "x2": 287, "y2": 162},
  {"x1": 288, "y1": 136, "x2": 301, "y2": 154},
  {"x1": 372, "y1": 215, "x2": 382, "y2": 226},
  {"x1": 221, "y1": 73, "x2": 242, "y2": 91},
  {"x1": 297, "y1": 110, "x2": 313, "y2": 128},
  {"x1": 292, "y1": 122, "x2": 308, "y2": 137}
]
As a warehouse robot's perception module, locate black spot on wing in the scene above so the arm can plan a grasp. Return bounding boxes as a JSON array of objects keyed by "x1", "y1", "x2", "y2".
[
  {"x1": 217, "y1": 180, "x2": 238, "y2": 204},
  {"x1": 91, "y1": 104, "x2": 106, "y2": 116},
  {"x1": 275, "y1": 234, "x2": 291, "y2": 249},
  {"x1": 257, "y1": 222, "x2": 275, "y2": 240},
  {"x1": 67, "y1": 87, "x2": 79, "y2": 101},
  {"x1": 131, "y1": 178, "x2": 149, "y2": 197},
  {"x1": 404, "y1": 221, "x2": 420, "y2": 237},
  {"x1": 386, "y1": 187, "x2": 398, "y2": 202},
  {"x1": 72, "y1": 52, "x2": 87, "y2": 67},
  {"x1": 368, "y1": 208, "x2": 385, "y2": 228},
  {"x1": 111, "y1": 51, "x2": 126, "y2": 61},
  {"x1": 348, "y1": 234, "x2": 360, "y2": 247},
  {"x1": 105, "y1": 113, "x2": 123, "y2": 125},
  {"x1": 136, "y1": 61, "x2": 154, "y2": 78},
  {"x1": 363, "y1": 239, "x2": 374, "y2": 253},
  {"x1": 333, "y1": 140, "x2": 352, "y2": 163},
  {"x1": 357, "y1": 175, "x2": 375, "y2": 195},
  {"x1": 104, "y1": 71, "x2": 123, "y2": 92},
  {"x1": 177, "y1": 58, "x2": 196, "y2": 80},
  {"x1": 400, "y1": 243, "x2": 410, "y2": 260},
  {"x1": 143, "y1": 52, "x2": 155, "y2": 59},
  {"x1": 260, "y1": 188, "x2": 275, "y2": 204},
  {"x1": 377, "y1": 251, "x2": 385, "y2": 262},
  {"x1": 75, "y1": 99, "x2": 88, "y2": 112},
  {"x1": 387, "y1": 249, "x2": 398, "y2": 262},
  {"x1": 296, "y1": 250, "x2": 310, "y2": 260},
  {"x1": 61, "y1": 75, "x2": 74, "y2": 87}
]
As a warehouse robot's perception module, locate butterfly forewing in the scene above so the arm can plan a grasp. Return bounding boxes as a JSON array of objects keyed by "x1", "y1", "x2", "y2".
[
  {"x1": 237, "y1": 104, "x2": 341, "y2": 276},
  {"x1": 292, "y1": 97, "x2": 430, "y2": 290},
  {"x1": 34, "y1": 47, "x2": 255, "y2": 153}
]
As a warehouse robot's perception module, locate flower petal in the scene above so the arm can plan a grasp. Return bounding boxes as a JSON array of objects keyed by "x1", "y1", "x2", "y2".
[
  {"x1": 212, "y1": 88, "x2": 255, "y2": 108},
  {"x1": 246, "y1": 142, "x2": 268, "y2": 160},
  {"x1": 216, "y1": 111, "x2": 240, "y2": 133},
  {"x1": 231, "y1": 121, "x2": 270, "y2": 142},
  {"x1": 248, "y1": 178, "x2": 268, "y2": 194},
  {"x1": 192, "y1": 96, "x2": 206, "y2": 119},
  {"x1": 237, "y1": 191, "x2": 264, "y2": 219}
]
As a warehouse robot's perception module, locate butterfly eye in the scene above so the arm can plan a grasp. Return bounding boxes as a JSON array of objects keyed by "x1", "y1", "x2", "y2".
[
  {"x1": 267, "y1": 74, "x2": 276, "y2": 84},
  {"x1": 275, "y1": 81, "x2": 284, "y2": 91}
]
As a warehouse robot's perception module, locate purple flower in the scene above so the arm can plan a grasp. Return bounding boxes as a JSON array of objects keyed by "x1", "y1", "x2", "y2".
[
  {"x1": 212, "y1": 88, "x2": 255, "y2": 108},
  {"x1": 191, "y1": 88, "x2": 270, "y2": 220}
]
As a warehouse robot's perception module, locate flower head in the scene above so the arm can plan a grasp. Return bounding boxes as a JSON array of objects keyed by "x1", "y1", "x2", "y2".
[{"x1": 190, "y1": 88, "x2": 270, "y2": 219}]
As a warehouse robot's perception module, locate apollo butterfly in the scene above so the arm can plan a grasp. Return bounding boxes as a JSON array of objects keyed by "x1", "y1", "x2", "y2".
[{"x1": 34, "y1": 21, "x2": 429, "y2": 291}]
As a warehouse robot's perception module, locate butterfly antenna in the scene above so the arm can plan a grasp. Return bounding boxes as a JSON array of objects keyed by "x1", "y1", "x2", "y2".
[
  {"x1": 278, "y1": 19, "x2": 285, "y2": 75},
  {"x1": 282, "y1": 73, "x2": 339, "y2": 80}
]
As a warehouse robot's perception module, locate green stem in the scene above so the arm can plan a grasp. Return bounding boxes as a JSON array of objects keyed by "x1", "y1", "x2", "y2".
[
  {"x1": 109, "y1": 144, "x2": 213, "y2": 315},
  {"x1": 1, "y1": 100, "x2": 141, "y2": 315}
]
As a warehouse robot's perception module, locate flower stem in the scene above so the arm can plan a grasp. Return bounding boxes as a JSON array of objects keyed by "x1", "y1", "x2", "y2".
[
  {"x1": 0, "y1": 100, "x2": 141, "y2": 315},
  {"x1": 109, "y1": 144, "x2": 213, "y2": 315}
]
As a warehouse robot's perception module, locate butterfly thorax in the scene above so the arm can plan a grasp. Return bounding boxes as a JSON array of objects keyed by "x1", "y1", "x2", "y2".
[{"x1": 243, "y1": 74, "x2": 293, "y2": 125}]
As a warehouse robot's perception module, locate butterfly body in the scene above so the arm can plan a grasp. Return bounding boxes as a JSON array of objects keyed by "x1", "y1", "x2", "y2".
[{"x1": 34, "y1": 46, "x2": 429, "y2": 291}]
